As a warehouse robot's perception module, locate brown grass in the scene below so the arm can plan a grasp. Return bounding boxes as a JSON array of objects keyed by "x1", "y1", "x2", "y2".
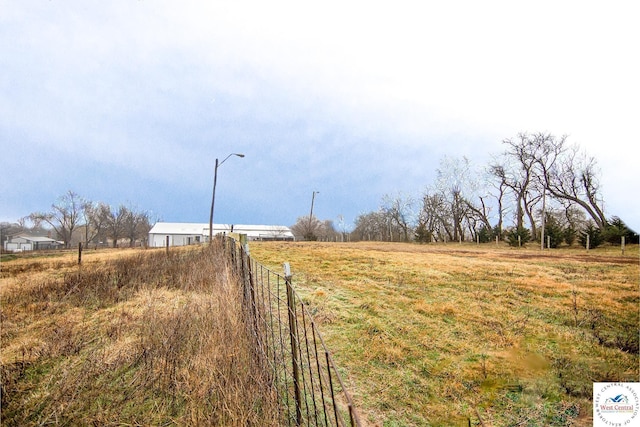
[
  {"x1": 1, "y1": 244, "x2": 279, "y2": 426},
  {"x1": 249, "y1": 241, "x2": 639, "y2": 426}
]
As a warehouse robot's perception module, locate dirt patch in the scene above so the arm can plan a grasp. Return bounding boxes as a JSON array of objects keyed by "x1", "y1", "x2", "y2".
[{"x1": 485, "y1": 251, "x2": 638, "y2": 265}]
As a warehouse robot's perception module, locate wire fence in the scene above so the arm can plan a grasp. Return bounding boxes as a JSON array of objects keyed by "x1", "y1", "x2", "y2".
[{"x1": 221, "y1": 236, "x2": 362, "y2": 427}]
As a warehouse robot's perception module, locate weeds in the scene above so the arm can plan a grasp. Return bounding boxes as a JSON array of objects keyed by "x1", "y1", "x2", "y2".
[
  {"x1": 587, "y1": 309, "x2": 640, "y2": 354},
  {"x1": 1, "y1": 245, "x2": 279, "y2": 426}
]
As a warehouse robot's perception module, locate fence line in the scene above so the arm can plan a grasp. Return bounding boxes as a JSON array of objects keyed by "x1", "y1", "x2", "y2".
[{"x1": 221, "y1": 236, "x2": 362, "y2": 427}]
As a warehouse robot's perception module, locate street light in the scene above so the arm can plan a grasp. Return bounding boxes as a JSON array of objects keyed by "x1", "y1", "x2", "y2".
[{"x1": 209, "y1": 153, "x2": 245, "y2": 242}]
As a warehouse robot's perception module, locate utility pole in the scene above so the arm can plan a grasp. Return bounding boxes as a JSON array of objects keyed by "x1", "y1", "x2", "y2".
[
  {"x1": 209, "y1": 153, "x2": 245, "y2": 243},
  {"x1": 307, "y1": 191, "x2": 319, "y2": 240}
]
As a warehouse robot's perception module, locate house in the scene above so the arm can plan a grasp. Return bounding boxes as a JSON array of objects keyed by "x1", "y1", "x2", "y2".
[
  {"x1": 148, "y1": 222, "x2": 295, "y2": 247},
  {"x1": 3, "y1": 234, "x2": 64, "y2": 252}
]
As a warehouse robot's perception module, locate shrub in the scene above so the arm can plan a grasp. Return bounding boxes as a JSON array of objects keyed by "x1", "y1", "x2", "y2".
[
  {"x1": 579, "y1": 224, "x2": 604, "y2": 249},
  {"x1": 604, "y1": 216, "x2": 638, "y2": 245},
  {"x1": 563, "y1": 227, "x2": 577, "y2": 246},
  {"x1": 304, "y1": 232, "x2": 318, "y2": 241},
  {"x1": 414, "y1": 223, "x2": 432, "y2": 244},
  {"x1": 543, "y1": 214, "x2": 564, "y2": 248},
  {"x1": 476, "y1": 226, "x2": 493, "y2": 243},
  {"x1": 492, "y1": 225, "x2": 504, "y2": 241},
  {"x1": 507, "y1": 227, "x2": 531, "y2": 247}
]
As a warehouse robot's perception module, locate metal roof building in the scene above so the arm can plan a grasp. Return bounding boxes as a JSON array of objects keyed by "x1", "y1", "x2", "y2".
[
  {"x1": 148, "y1": 222, "x2": 294, "y2": 247},
  {"x1": 3, "y1": 234, "x2": 64, "y2": 252}
]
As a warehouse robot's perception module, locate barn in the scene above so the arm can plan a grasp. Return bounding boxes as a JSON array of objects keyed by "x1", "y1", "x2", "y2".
[{"x1": 148, "y1": 222, "x2": 294, "y2": 247}]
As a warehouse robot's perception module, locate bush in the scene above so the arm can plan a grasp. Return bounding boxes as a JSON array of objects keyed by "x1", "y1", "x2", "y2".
[
  {"x1": 414, "y1": 223, "x2": 432, "y2": 244},
  {"x1": 493, "y1": 225, "x2": 504, "y2": 241},
  {"x1": 579, "y1": 224, "x2": 604, "y2": 249},
  {"x1": 563, "y1": 227, "x2": 577, "y2": 246},
  {"x1": 507, "y1": 227, "x2": 531, "y2": 247},
  {"x1": 543, "y1": 214, "x2": 564, "y2": 248},
  {"x1": 604, "y1": 217, "x2": 638, "y2": 245},
  {"x1": 476, "y1": 225, "x2": 493, "y2": 243}
]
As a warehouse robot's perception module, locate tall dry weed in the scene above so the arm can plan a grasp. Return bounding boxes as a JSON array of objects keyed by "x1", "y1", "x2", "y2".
[{"x1": 1, "y1": 244, "x2": 279, "y2": 426}]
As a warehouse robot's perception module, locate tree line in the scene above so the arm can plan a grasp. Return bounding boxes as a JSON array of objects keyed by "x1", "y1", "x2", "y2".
[
  {"x1": 339, "y1": 133, "x2": 635, "y2": 247},
  {"x1": 1, "y1": 190, "x2": 153, "y2": 249}
]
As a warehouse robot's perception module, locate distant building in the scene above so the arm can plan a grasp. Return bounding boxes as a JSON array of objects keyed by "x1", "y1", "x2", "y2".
[
  {"x1": 3, "y1": 234, "x2": 64, "y2": 252},
  {"x1": 148, "y1": 222, "x2": 295, "y2": 247}
]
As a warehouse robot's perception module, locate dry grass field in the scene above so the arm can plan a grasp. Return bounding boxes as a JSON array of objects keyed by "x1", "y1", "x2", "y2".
[
  {"x1": 1, "y1": 242, "x2": 637, "y2": 426},
  {"x1": 249, "y1": 241, "x2": 639, "y2": 426},
  {"x1": 1, "y1": 245, "x2": 279, "y2": 426}
]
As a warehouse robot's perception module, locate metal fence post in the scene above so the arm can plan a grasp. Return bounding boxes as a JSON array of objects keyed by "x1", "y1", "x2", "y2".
[
  {"x1": 284, "y1": 263, "x2": 302, "y2": 425},
  {"x1": 243, "y1": 246, "x2": 259, "y2": 344},
  {"x1": 326, "y1": 350, "x2": 340, "y2": 426}
]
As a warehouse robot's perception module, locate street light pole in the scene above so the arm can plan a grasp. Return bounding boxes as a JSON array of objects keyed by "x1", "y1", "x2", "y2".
[
  {"x1": 307, "y1": 191, "x2": 319, "y2": 240},
  {"x1": 209, "y1": 153, "x2": 245, "y2": 243}
]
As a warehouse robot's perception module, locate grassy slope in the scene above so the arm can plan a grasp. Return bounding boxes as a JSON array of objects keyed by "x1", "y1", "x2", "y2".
[
  {"x1": 249, "y1": 241, "x2": 639, "y2": 426},
  {"x1": 1, "y1": 246, "x2": 279, "y2": 426}
]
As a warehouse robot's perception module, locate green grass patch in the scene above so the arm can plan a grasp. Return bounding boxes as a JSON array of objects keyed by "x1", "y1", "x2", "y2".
[{"x1": 1, "y1": 253, "x2": 18, "y2": 262}]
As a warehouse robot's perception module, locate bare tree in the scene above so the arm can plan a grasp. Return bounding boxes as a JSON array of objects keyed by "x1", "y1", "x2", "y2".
[
  {"x1": 353, "y1": 211, "x2": 391, "y2": 241},
  {"x1": 434, "y1": 156, "x2": 479, "y2": 241},
  {"x1": 487, "y1": 162, "x2": 510, "y2": 236},
  {"x1": 291, "y1": 215, "x2": 324, "y2": 241},
  {"x1": 419, "y1": 191, "x2": 452, "y2": 242},
  {"x1": 30, "y1": 190, "x2": 84, "y2": 248},
  {"x1": 318, "y1": 220, "x2": 340, "y2": 241},
  {"x1": 17, "y1": 216, "x2": 29, "y2": 230},
  {"x1": 465, "y1": 196, "x2": 493, "y2": 234},
  {"x1": 81, "y1": 201, "x2": 109, "y2": 245},
  {"x1": 1, "y1": 222, "x2": 23, "y2": 248},
  {"x1": 122, "y1": 207, "x2": 152, "y2": 247},
  {"x1": 266, "y1": 226, "x2": 291, "y2": 240},
  {"x1": 336, "y1": 215, "x2": 348, "y2": 242},
  {"x1": 104, "y1": 204, "x2": 129, "y2": 248},
  {"x1": 381, "y1": 193, "x2": 415, "y2": 242},
  {"x1": 496, "y1": 131, "x2": 611, "y2": 240},
  {"x1": 499, "y1": 134, "x2": 544, "y2": 234},
  {"x1": 539, "y1": 143, "x2": 607, "y2": 229},
  {"x1": 559, "y1": 201, "x2": 588, "y2": 232}
]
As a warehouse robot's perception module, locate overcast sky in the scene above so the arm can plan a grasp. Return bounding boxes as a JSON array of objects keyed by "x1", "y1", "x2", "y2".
[{"x1": 1, "y1": 1, "x2": 638, "y2": 231}]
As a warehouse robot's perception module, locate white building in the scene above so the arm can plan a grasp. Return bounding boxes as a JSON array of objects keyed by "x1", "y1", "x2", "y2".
[
  {"x1": 3, "y1": 234, "x2": 64, "y2": 252},
  {"x1": 148, "y1": 222, "x2": 294, "y2": 247}
]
